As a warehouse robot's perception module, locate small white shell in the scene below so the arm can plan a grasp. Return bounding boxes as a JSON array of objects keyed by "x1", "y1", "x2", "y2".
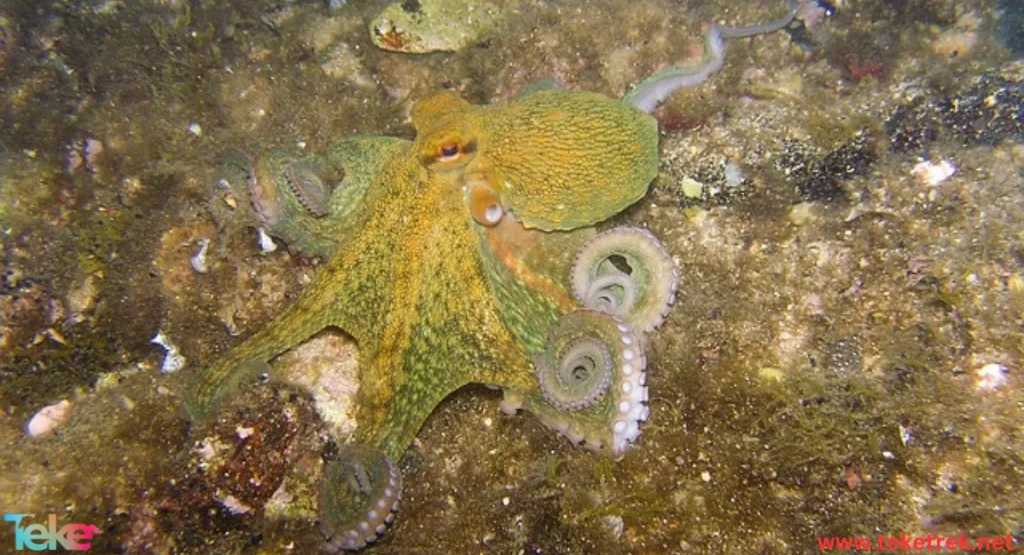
[
  {"x1": 190, "y1": 238, "x2": 210, "y2": 274},
  {"x1": 257, "y1": 228, "x2": 278, "y2": 253},
  {"x1": 152, "y1": 330, "x2": 186, "y2": 374},
  {"x1": 911, "y1": 159, "x2": 956, "y2": 186},
  {"x1": 26, "y1": 399, "x2": 72, "y2": 438}
]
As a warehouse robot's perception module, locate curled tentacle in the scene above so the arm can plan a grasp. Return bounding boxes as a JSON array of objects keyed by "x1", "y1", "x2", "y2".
[
  {"x1": 233, "y1": 150, "x2": 311, "y2": 231},
  {"x1": 571, "y1": 227, "x2": 678, "y2": 334},
  {"x1": 535, "y1": 336, "x2": 614, "y2": 411},
  {"x1": 222, "y1": 148, "x2": 280, "y2": 228},
  {"x1": 283, "y1": 159, "x2": 333, "y2": 218},
  {"x1": 321, "y1": 444, "x2": 402, "y2": 553},
  {"x1": 528, "y1": 309, "x2": 650, "y2": 455},
  {"x1": 185, "y1": 359, "x2": 273, "y2": 422},
  {"x1": 581, "y1": 273, "x2": 637, "y2": 315},
  {"x1": 222, "y1": 149, "x2": 350, "y2": 257}
]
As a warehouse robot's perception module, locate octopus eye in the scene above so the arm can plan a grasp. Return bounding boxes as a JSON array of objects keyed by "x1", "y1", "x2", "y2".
[{"x1": 438, "y1": 143, "x2": 460, "y2": 162}]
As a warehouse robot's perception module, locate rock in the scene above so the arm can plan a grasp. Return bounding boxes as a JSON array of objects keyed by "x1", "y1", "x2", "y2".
[
  {"x1": 67, "y1": 274, "x2": 99, "y2": 324},
  {"x1": 320, "y1": 42, "x2": 376, "y2": 89},
  {"x1": 369, "y1": 0, "x2": 514, "y2": 53}
]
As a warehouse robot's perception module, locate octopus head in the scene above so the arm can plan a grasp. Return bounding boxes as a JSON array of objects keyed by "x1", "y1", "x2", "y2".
[
  {"x1": 412, "y1": 91, "x2": 480, "y2": 173},
  {"x1": 412, "y1": 91, "x2": 508, "y2": 228}
]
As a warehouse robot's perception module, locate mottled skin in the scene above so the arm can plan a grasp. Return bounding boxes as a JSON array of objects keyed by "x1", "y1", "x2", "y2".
[{"x1": 187, "y1": 88, "x2": 659, "y2": 544}]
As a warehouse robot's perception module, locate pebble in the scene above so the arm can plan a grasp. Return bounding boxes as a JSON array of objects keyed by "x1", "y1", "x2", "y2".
[
  {"x1": 220, "y1": 495, "x2": 252, "y2": 515},
  {"x1": 67, "y1": 274, "x2": 99, "y2": 324},
  {"x1": 151, "y1": 330, "x2": 186, "y2": 373},
  {"x1": 911, "y1": 159, "x2": 956, "y2": 186},
  {"x1": 679, "y1": 177, "x2": 704, "y2": 199},
  {"x1": 899, "y1": 424, "x2": 912, "y2": 446},
  {"x1": 190, "y1": 238, "x2": 210, "y2": 273},
  {"x1": 257, "y1": 228, "x2": 278, "y2": 253},
  {"x1": 976, "y1": 363, "x2": 1008, "y2": 391},
  {"x1": 603, "y1": 515, "x2": 624, "y2": 541},
  {"x1": 723, "y1": 161, "x2": 744, "y2": 187},
  {"x1": 26, "y1": 399, "x2": 72, "y2": 438}
]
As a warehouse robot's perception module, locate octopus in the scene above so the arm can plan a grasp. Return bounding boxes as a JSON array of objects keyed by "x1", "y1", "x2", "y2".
[
  {"x1": 187, "y1": 87, "x2": 678, "y2": 552},
  {"x1": 188, "y1": 1, "x2": 808, "y2": 549}
]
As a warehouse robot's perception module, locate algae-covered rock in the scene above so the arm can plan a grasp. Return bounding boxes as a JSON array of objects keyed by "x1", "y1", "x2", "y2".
[{"x1": 369, "y1": 0, "x2": 515, "y2": 53}]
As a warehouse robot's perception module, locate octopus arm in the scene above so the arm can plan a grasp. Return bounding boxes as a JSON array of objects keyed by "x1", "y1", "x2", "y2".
[
  {"x1": 624, "y1": 0, "x2": 800, "y2": 113},
  {"x1": 323, "y1": 136, "x2": 411, "y2": 227},
  {"x1": 184, "y1": 280, "x2": 344, "y2": 421}
]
